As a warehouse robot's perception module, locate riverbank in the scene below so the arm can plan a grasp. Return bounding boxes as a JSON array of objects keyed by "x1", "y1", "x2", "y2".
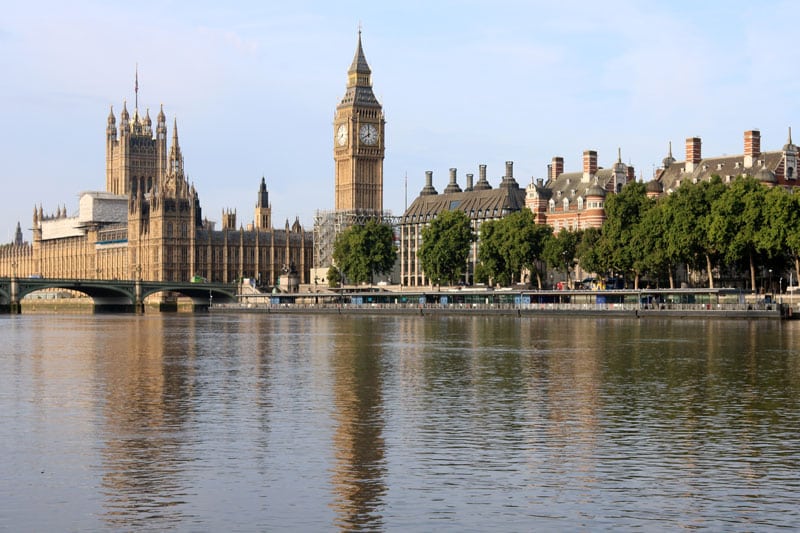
[{"x1": 211, "y1": 302, "x2": 786, "y2": 319}]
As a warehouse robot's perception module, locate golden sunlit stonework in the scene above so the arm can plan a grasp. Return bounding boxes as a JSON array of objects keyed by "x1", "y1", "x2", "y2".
[
  {"x1": 0, "y1": 98, "x2": 312, "y2": 285},
  {"x1": 334, "y1": 31, "x2": 385, "y2": 213}
]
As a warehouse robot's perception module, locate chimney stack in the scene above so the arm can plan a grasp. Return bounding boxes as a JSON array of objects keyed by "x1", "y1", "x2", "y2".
[
  {"x1": 444, "y1": 168, "x2": 462, "y2": 194},
  {"x1": 744, "y1": 129, "x2": 760, "y2": 168},
  {"x1": 583, "y1": 150, "x2": 598, "y2": 180},
  {"x1": 685, "y1": 137, "x2": 702, "y2": 172},
  {"x1": 551, "y1": 157, "x2": 564, "y2": 181},
  {"x1": 500, "y1": 160, "x2": 519, "y2": 189},
  {"x1": 465, "y1": 173, "x2": 474, "y2": 191},
  {"x1": 420, "y1": 170, "x2": 438, "y2": 196}
]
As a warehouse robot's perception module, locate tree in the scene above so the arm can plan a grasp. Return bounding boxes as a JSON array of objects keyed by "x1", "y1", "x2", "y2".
[
  {"x1": 326, "y1": 265, "x2": 341, "y2": 288},
  {"x1": 419, "y1": 209, "x2": 474, "y2": 286},
  {"x1": 543, "y1": 229, "x2": 580, "y2": 288},
  {"x1": 709, "y1": 177, "x2": 767, "y2": 292},
  {"x1": 575, "y1": 227, "x2": 604, "y2": 279},
  {"x1": 597, "y1": 181, "x2": 653, "y2": 288},
  {"x1": 478, "y1": 209, "x2": 552, "y2": 287},
  {"x1": 633, "y1": 200, "x2": 677, "y2": 287},
  {"x1": 761, "y1": 186, "x2": 800, "y2": 287},
  {"x1": 332, "y1": 220, "x2": 397, "y2": 285},
  {"x1": 659, "y1": 177, "x2": 726, "y2": 288}
]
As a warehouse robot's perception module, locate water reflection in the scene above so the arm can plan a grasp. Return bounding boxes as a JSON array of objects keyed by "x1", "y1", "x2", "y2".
[
  {"x1": 329, "y1": 316, "x2": 387, "y2": 530},
  {"x1": 96, "y1": 316, "x2": 195, "y2": 529},
  {"x1": 1, "y1": 314, "x2": 799, "y2": 530}
]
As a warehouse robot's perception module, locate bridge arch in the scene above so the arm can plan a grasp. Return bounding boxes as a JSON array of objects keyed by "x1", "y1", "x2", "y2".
[{"x1": 0, "y1": 277, "x2": 238, "y2": 313}]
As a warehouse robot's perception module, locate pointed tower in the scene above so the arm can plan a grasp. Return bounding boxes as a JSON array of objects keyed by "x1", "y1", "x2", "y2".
[
  {"x1": 783, "y1": 127, "x2": 797, "y2": 181},
  {"x1": 333, "y1": 30, "x2": 385, "y2": 213},
  {"x1": 254, "y1": 177, "x2": 272, "y2": 230},
  {"x1": 106, "y1": 70, "x2": 166, "y2": 196}
]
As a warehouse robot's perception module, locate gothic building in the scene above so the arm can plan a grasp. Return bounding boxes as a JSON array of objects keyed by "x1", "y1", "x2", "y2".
[
  {"x1": 314, "y1": 31, "x2": 389, "y2": 277},
  {"x1": 0, "y1": 95, "x2": 312, "y2": 286},
  {"x1": 333, "y1": 30, "x2": 386, "y2": 213}
]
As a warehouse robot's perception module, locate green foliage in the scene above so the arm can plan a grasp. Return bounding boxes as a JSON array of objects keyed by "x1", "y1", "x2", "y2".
[
  {"x1": 332, "y1": 219, "x2": 397, "y2": 285},
  {"x1": 596, "y1": 181, "x2": 654, "y2": 287},
  {"x1": 575, "y1": 227, "x2": 603, "y2": 275},
  {"x1": 419, "y1": 209, "x2": 474, "y2": 286},
  {"x1": 326, "y1": 265, "x2": 341, "y2": 288},
  {"x1": 708, "y1": 177, "x2": 767, "y2": 290},
  {"x1": 543, "y1": 229, "x2": 580, "y2": 287},
  {"x1": 478, "y1": 209, "x2": 552, "y2": 287}
]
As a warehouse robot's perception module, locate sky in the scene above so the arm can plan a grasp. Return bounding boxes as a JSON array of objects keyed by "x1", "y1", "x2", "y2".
[{"x1": 2, "y1": 0, "x2": 799, "y2": 242}]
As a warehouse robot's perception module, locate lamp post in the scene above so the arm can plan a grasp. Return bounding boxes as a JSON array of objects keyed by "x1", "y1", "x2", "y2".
[{"x1": 769, "y1": 269, "x2": 773, "y2": 296}]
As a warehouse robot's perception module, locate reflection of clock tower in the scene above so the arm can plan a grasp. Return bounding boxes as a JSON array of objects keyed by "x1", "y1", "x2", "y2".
[{"x1": 334, "y1": 31, "x2": 385, "y2": 213}]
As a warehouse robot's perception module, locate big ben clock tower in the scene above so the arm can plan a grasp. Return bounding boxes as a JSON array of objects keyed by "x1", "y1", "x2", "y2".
[{"x1": 334, "y1": 31, "x2": 385, "y2": 213}]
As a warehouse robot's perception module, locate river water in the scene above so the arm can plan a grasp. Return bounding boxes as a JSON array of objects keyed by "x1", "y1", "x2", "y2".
[{"x1": 1, "y1": 313, "x2": 798, "y2": 531}]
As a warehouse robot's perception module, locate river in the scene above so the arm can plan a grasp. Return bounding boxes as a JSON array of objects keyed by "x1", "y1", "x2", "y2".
[{"x1": 1, "y1": 313, "x2": 798, "y2": 531}]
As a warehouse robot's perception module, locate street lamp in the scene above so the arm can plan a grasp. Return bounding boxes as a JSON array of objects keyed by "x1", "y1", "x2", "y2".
[{"x1": 769, "y1": 269, "x2": 773, "y2": 295}]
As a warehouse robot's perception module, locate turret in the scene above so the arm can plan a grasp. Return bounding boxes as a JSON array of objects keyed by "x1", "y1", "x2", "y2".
[
  {"x1": 106, "y1": 106, "x2": 117, "y2": 140},
  {"x1": 255, "y1": 177, "x2": 272, "y2": 230},
  {"x1": 169, "y1": 118, "x2": 183, "y2": 176}
]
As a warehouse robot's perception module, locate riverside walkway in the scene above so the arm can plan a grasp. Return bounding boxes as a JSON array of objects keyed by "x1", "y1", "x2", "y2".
[{"x1": 216, "y1": 287, "x2": 790, "y2": 320}]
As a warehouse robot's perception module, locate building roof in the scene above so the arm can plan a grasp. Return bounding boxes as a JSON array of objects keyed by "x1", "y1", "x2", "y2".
[
  {"x1": 403, "y1": 184, "x2": 526, "y2": 223},
  {"x1": 657, "y1": 151, "x2": 785, "y2": 192}
]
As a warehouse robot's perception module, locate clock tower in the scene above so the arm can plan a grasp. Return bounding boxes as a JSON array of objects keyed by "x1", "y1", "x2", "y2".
[{"x1": 334, "y1": 31, "x2": 385, "y2": 213}]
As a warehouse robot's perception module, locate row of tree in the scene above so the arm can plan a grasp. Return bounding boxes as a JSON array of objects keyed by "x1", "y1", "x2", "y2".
[{"x1": 330, "y1": 176, "x2": 800, "y2": 291}]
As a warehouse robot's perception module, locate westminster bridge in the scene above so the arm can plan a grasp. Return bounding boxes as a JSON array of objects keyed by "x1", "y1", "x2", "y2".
[{"x1": 0, "y1": 277, "x2": 238, "y2": 314}]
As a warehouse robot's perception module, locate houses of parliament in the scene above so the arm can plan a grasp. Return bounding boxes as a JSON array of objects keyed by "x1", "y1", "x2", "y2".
[{"x1": 0, "y1": 33, "x2": 388, "y2": 286}]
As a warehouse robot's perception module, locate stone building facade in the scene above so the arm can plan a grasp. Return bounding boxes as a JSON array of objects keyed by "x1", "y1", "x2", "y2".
[
  {"x1": 0, "y1": 100, "x2": 312, "y2": 286},
  {"x1": 400, "y1": 162, "x2": 526, "y2": 286},
  {"x1": 652, "y1": 129, "x2": 799, "y2": 193},
  {"x1": 525, "y1": 149, "x2": 634, "y2": 234}
]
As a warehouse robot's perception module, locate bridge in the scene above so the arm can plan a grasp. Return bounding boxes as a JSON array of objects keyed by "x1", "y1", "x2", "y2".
[{"x1": 0, "y1": 277, "x2": 238, "y2": 314}]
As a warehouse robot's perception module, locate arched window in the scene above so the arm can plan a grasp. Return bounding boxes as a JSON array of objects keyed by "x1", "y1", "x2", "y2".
[
  {"x1": 563, "y1": 198, "x2": 569, "y2": 211},
  {"x1": 577, "y1": 196, "x2": 584, "y2": 210},
  {"x1": 549, "y1": 199, "x2": 555, "y2": 213}
]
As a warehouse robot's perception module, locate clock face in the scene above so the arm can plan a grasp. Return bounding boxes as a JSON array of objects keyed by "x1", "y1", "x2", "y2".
[
  {"x1": 336, "y1": 124, "x2": 348, "y2": 146},
  {"x1": 359, "y1": 124, "x2": 378, "y2": 145}
]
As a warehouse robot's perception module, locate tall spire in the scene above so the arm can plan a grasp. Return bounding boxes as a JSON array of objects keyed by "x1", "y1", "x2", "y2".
[
  {"x1": 347, "y1": 28, "x2": 372, "y2": 87},
  {"x1": 135, "y1": 63, "x2": 139, "y2": 111},
  {"x1": 169, "y1": 117, "x2": 183, "y2": 175}
]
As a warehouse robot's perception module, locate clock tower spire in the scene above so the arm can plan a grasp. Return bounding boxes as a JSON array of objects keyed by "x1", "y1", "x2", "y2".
[{"x1": 334, "y1": 30, "x2": 385, "y2": 213}]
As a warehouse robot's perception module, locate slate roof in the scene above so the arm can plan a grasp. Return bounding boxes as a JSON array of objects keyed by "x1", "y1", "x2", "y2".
[{"x1": 403, "y1": 183, "x2": 526, "y2": 223}]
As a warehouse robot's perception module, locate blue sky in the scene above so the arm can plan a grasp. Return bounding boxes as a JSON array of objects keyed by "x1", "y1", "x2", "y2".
[{"x1": 2, "y1": 0, "x2": 799, "y2": 241}]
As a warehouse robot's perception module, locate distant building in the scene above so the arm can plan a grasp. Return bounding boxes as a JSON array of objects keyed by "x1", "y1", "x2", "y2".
[
  {"x1": 0, "y1": 96, "x2": 312, "y2": 286},
  {"x1": 400, "y1": 162, "x2": 526, "y2": 286},
  {"x1": 314, "y1": 31, "x2": 392, "y2": 280},
  {"x1": 652, "y1": 129, "x2": 799, "y2": 192},
  {"x1": 526, "y1": 149, "x2": 634, "y2": 233}
]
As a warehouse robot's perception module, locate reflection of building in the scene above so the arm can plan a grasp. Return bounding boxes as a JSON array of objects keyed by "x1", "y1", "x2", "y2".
[
  {"x1": 0, "y1": 93, "x2": 312, "y2": 285},
  {"x1": 330, "y1": 317, "x2": 387, "y2": 530}
]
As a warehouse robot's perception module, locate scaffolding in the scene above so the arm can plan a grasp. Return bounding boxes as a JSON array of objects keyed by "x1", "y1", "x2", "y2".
[{"x1": 312, "y1": 209, "x2": 400, "y2": 271}]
